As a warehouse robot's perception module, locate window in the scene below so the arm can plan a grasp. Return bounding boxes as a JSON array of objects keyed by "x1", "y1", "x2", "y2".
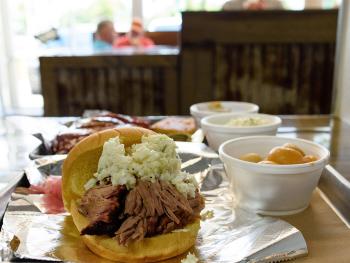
[{"x1": 2, "y1": 0, "x2": 132, "y2": 114}]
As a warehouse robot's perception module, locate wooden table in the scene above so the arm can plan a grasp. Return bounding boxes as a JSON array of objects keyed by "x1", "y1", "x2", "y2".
[
  {"x1": 283, "y1": 190, "x2": 350, "y2": 262},
  {"x1": 277, "y1": 115, "x2": 350, "y2": 262}
]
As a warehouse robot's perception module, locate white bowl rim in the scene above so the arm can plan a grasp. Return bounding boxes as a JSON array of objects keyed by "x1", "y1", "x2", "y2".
[
  {"x1": 201, "y1": 113, "x2": 282, "y2": 132},
  {"x1": 190, "y1": 101, "x2": 259, "y2": 116},
  {"x1": 219, "y1": 135, "x2": 330, "y2": 169}
]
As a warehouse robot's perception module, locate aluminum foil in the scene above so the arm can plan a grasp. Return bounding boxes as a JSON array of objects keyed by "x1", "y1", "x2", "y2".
[{"x1": 0, "y1": 143, "x2": 308, "y2": 262}]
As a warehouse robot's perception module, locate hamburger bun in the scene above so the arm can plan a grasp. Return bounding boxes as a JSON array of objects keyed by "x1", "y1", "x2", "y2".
[{"x1": 62, "y1": 127, "x2": 201, "y2": 262}]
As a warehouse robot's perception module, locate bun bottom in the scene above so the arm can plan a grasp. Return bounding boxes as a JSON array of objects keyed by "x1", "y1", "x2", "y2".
[{"x1": 71, "y1": 202, "x2": 200, "y2": 262}]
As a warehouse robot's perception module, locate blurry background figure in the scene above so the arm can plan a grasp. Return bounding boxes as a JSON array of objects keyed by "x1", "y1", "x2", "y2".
[
  {"x1": 223, "y1": 0, "x2": 284, "y2": 10},
  {"x1": 93, "y1": 20, "x2": 117, "y2": 51},
  {"x1": 114, "y1": 18, "x2": 154, "y2": 48}
]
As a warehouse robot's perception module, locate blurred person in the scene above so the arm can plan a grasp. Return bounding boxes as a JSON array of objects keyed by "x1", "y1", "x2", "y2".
[
  {"x1": 93, "y1": 20, "x2": 117, "y2": 50},
  {"x1": 114, "y1": 18, "x2": 154, "y2": 48},
  {"x1": 223, "y1": 0, "x2": 284, "y2": 10}
]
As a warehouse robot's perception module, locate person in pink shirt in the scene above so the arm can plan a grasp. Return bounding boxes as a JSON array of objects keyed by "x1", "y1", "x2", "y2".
[{"x1": 114, "y1": 18, "x2": 154, "y2": 48}]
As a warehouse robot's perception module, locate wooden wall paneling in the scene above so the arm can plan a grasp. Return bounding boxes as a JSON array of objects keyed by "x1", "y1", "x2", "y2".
[
  {"x1": 325, "y1": 44, "x2": 335, "y2": 113},
  {"x1": 78, "y1": 68, "x2": 87, "y2": 113},
  {"x1": 144, "y1": 31, "x2": 179, "y2": 46},
  {"x1": 250, "y1": 45, "x2": 261, "y2": 106},
  {"x1": 298, "y1": 45, "x2": 313, "y2": 114},
  {"x1": 288, "y1": 44, "x2": 300, "y2": 114},
  {"x1": 84, "y1": 68, "x2": 92, "y2": 111},
  {"x1": 228, "y1": 45, "x2": 240, "y2": 101},
  {"x1": 180, "y1": 49, "x2": 196, "y2": 114},
  {"x1": 214, "y1": 45, "x2": 226, "y2": 100},
  {"x1": 96, "y1": 68, "x2": 107, "y2": 111},
  {"x1": 163, "y1": 65, "x2": 179, "y2": 115},
  {"x1": 212, "y1": 43, "x2": 336, "y2": 114},
  {"x1": 181, "y1": 10, "x2": 337, "y2": 114},
  {"x1": 310, "y1": 44, "x2": 325, "y2": 114},
  {"x1": 116, "y1": 66, "x2": 124, "y2": 113},
  {"x1": 151, "y1": 68, "x2": 158, "y2": 114},
  {"x1": 143, "y1": 68, "x2": 154, "y2": 115},
  {"x1": 180, "y1": 47, "x2": 213, "y2": 114},
  {"x1": 139, "y1": 67, "x2": 147, "y2": 115},
  {"x1": 182, "y1": 10, "x2": 337, "y2": 44},
  {"x1": 127, "y1": 68, "x2": 134, "y2": 114},
  {"x1": 152, "y1": 67, "x2": 162, "y2": 115},
  {"x1": 195, "y1": 48, "x2": 214, "y2": 103},
  {"x1": 118, "y1": 68, "x2": 129, "y2": 114},
  {"x1": 40, "y1": 58, "x2": 59, "y2": 116},
  {"x1": 40, "y1": 54, "x2": 179, "y2": 116},
  {"x1": 105, "y1": 68, "x2": 113, "y2": 111},
  {"x1": 134, "y1": 68, "x2": 142, "y2": 115},
  {"x1": 61, "y1": 69, "x2": 74, "y2": 115},
  {"x1": 69, "y1": 69, "x2": 80, "y2": 115}
]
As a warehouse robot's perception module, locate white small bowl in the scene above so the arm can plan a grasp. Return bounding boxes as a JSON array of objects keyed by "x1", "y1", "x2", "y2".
[
  {"x1": 201, "y1": 113, "x2": 281, "y2": 151},
  {"x1": 190, "y1": 101, "x2": 259, "y2": 126},
  {"x1": 219, "y1": 136, "x2": 330, "y2": 216}
]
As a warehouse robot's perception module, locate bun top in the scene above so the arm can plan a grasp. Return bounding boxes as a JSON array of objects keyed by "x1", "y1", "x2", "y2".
[{"x1": 62, "y1": 127, "x2": 155, "y2": 212}]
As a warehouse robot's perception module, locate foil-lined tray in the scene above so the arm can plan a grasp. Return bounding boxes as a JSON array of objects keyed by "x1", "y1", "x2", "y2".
[
  {"x1": 0, "y1": 143, "x2": 308, "y2": 262},
  {"x1": 29, "y1": 115, "x2": 204, "y2": 160}
]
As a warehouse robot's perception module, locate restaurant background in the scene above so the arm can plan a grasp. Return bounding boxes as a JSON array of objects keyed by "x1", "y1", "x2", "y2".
[{"x1": 0, "y1": 0, "x2": 344, "y2": 117}]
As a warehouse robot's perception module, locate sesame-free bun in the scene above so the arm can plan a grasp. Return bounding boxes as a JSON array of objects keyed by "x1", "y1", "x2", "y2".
[
  {"x1": 62, "y1": 127, "x2": 200, "y2": 262},
  {"x1": 71, "y1": 202, "x2": 200, "y2": 262}
]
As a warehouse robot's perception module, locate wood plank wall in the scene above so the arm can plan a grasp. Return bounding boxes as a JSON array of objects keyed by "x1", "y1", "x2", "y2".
[
  {"x1": 40, "y1": 55, "x2": 179, "y2": 116},
  {"x1": 180, "y1": 10, "x2": 338, "y2": 115}
]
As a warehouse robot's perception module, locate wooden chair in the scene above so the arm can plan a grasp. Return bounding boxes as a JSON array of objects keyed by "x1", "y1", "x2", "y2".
[
  {"x1": 145, "y1": 31, "x2": 179, "y2": 46},
  {"x1": 180, "y1": 10, "x2": 338, "y2": 114},
  {"x1": 40, "y1": 53, "x2": 179, "y2": 116}
]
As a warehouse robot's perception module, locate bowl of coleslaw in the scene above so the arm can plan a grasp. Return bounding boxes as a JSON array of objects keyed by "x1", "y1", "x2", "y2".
[{"x1": 201, "y1": 113, "x2": 281, "y2": 151}]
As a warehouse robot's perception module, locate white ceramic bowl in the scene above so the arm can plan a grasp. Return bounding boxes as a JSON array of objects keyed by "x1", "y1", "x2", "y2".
[
  {"x1": 190, "y1": 101, "x2": 259, "y2": 126},
  {"x1": 219, "y1": 136, "x2": 330, "y2": 216},
  {"x1": 201, "y1": 113, "x2": 281, "y2": 151}
]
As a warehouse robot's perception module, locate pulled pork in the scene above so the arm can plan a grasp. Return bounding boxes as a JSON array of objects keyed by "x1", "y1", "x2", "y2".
[
  {"x1": 78, "y1": 185, "x2": 127, "y2": 236},
  {"x1": 78, "y1": 180, "x2": 204, "y2": 245}
]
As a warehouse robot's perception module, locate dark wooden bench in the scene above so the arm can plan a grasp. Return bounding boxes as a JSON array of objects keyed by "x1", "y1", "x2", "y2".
[
  {"x1": 180, "y1": 10, "x2": 338, "y2": 114},
  {"x1": 40, "y1": 51, "x2": 179, "y2": 116}
]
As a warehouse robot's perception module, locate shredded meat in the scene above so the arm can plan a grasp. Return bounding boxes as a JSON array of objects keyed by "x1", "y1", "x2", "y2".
[
  {"x1": 78, "y1": 180, "x2": 204, "y2": 246},
  {"x1": 52, "y1": 130, "x2": 92, "y2": 154},
  {"x1": 115, "y1": 180, "x2": 204, "y2": 245},
  {"x1": 78, "y1": 185, "x2": 127, "y2": 236}
]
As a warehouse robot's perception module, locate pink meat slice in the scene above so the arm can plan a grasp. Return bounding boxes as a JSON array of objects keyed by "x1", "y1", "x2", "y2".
[{"x1": 29, "y1": 176, "x2": 64, "y2": 214}]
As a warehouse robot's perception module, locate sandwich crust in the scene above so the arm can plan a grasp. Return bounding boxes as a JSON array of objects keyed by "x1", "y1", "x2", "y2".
[
  {"x1": 71, "y1": 202, "x2": 200, "y2": 262},
  {"x1": 62, "y1": 127, "x2": 201, "y2": 262}
]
